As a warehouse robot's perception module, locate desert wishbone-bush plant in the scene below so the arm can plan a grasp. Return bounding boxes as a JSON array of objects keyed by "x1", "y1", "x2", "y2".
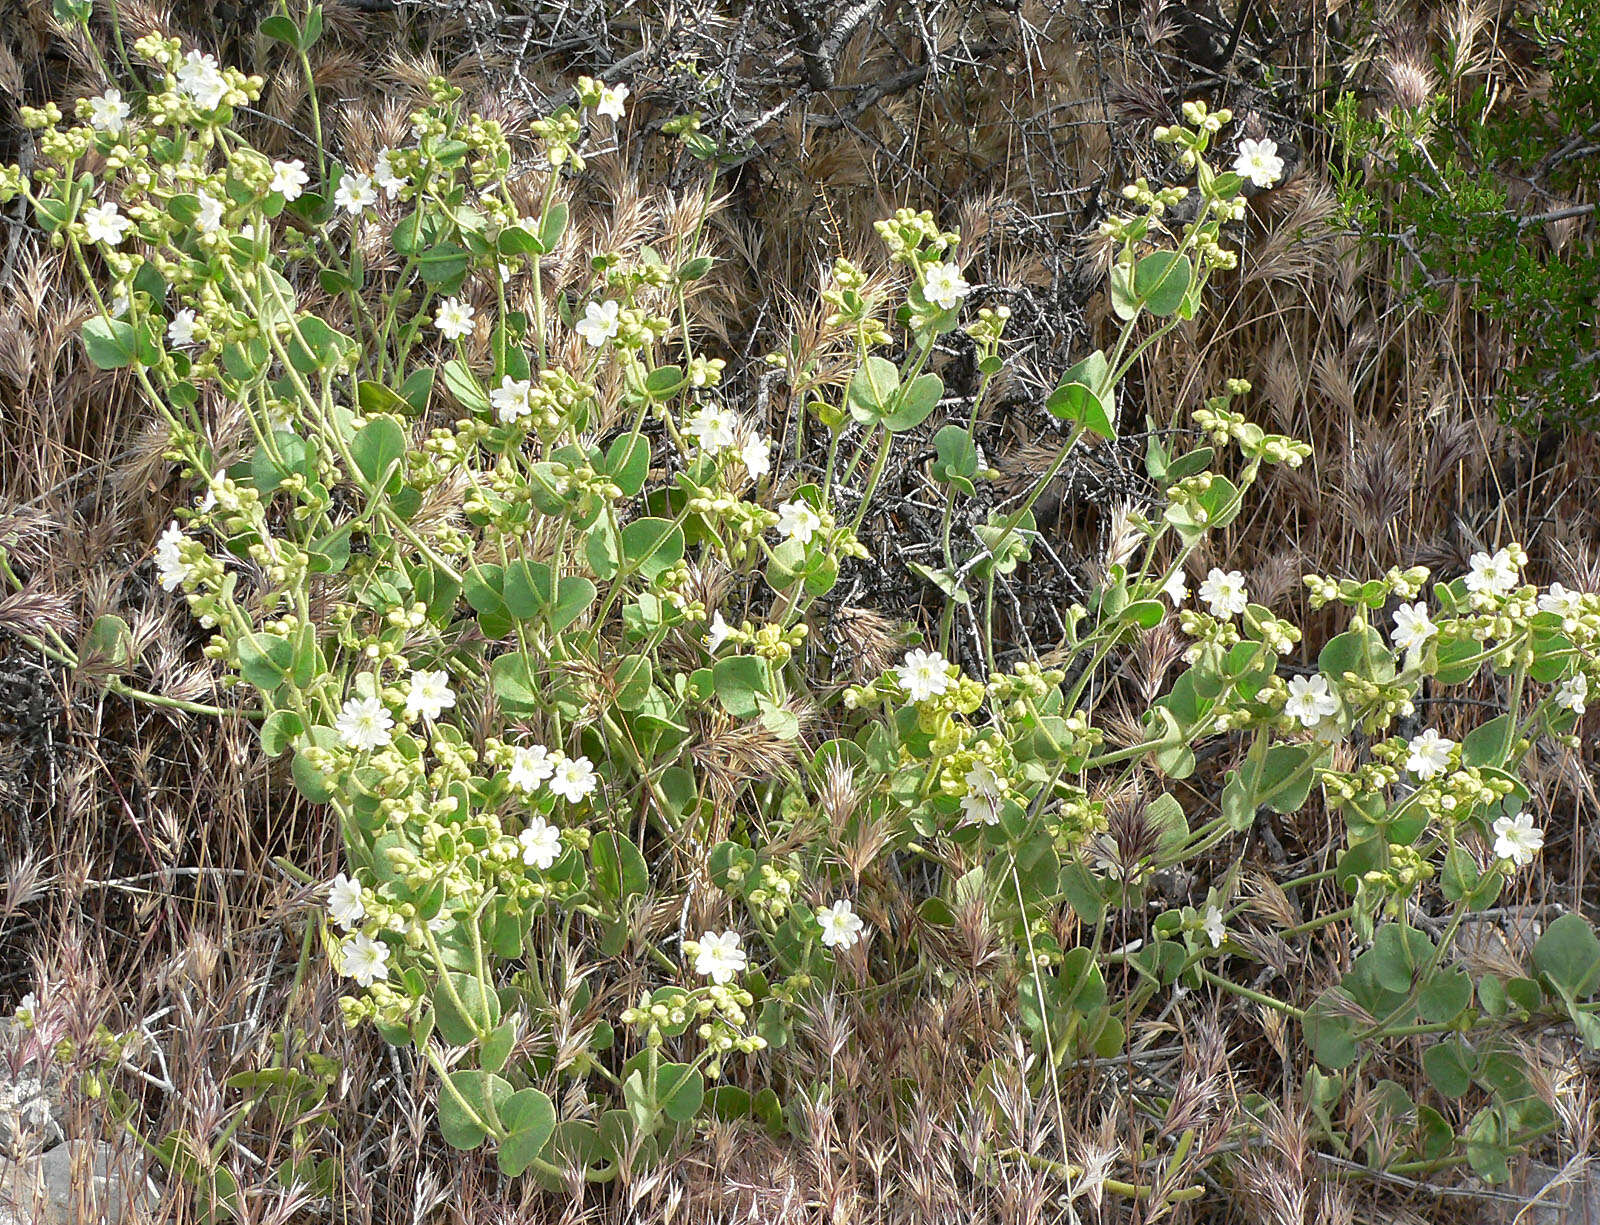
[{"x1": 5, "y1": 6, "x2": 1600, "y2": 1196}]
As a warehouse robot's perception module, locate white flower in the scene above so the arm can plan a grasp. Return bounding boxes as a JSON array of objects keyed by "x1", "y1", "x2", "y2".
[
  {"x1": 692, "y1": 930, "x2": 747, "y2": 984},
  {"x1": 960, "y1": 761, "x2": 1003, "y2": 825},
  {"x1": 739, "y1": 433, "x2": 772, "y2": 478},
  {"x1": 167, "y1": 308, "x2": 198, "y2": 347},
  {"x1": 327, "y1": 874, "x2": 365, "y2": 930},
  {"x1": 433, "y1": 297, "x2": 476, "y2": 341},
  {"x1": 518, "y1": 817, "x2": 563, "y2": 870},
  {"x1": 548, "y1": 754, "x2": 598, "y2": 802},
  {"x1": 82, "y1": 201, "x2": 133, "y2": 247},
  {"x1": 1491, "y1": 811, "x2": 1544, "y2": 869},
  {"x1": 686, "y1": 403, "x2": 739, "y2": 452},
  {"x1": 334, "y1": 695, "x2": 394, "y2": 752},
  {"x1": 706, "y1": 611, "x2": 735, "y2": 653},
  {"x1": 898, "y1": 648, "x2": 952, "y2": 704},
  {"x1": 374, "y1": 148, "x2": 407, "y2": 199},
  {"x1": 270, "y1": 159, "x2": 309, "y2": 201},
  {"x1": 153, "y1": 522, "x2": 192, "y2": 592},
  {"x1": 922, "y1": 261, "x2": 970, "y2": 311},
  {"x1": 404, "y1": 669, "x2": 455, "y2": 722},
  {"x1": 339, "y1": 933, "x2": 390, "y2": 987},
  {"x1": 333, "y1": 172, "x2": 377, "y2": 215},
  {"x1": 1160, "y1": 569, "x2": 1188, "y2": 606},
  {"x1": 490, "y1": 376, "x2": 534, "y2": 424},
  {"x1": 818, "y1": 899, "x2": 866, "y2": 951},
  {"x1": 507, "y1": 744, "x2": 556, "y2": 793},
  {"x1": 1538, "y1": 582, "x2": 1585, "y2": 619},
  {"x1": 1405, "y1": 729, "x2": 1456, "y2": 780},
  {"x1": 595, "y1": 83, "x2": 629, "y2": 120},
  {"x1": 1465, "y1": 548, "x2": 1520, "y2": 598},
  {"x1": 1232, "y1": 137, "x2": 1285, "y2": 188},
  {"x1": 1198, "y1": 568, "x2": 1249, "y2": 618},
  {"x1": 1283, "y1": 674, "x2": 1338, "y2": 728},
  {"x1": 1555, "y1": 673, "x2": 1590, "y2": 715},
  {"x1": 195, "y1": 190, "x2": 225, "y2": 234},
  {"x1": 13, "y1": 992, "x2": 37, "y2": 1025},
  {"x1": 1202, "y1": 905, "x2": 1226, "y2": 948},
  {"x1": 776, "y1": 499, "x2": 822, "y2": 545},
  {"x1": 576, "y1": 299, "x2": 621, "y2": 347},
  {"x1": 176, "y1": 51, "x2": 229, "y2": 111},
  {"x1": 88, "y1": 89, "x2": 130, "y2": 135},
  {"x1": 1390, "y1": 601, "x2": 1437, "y2": 655}
]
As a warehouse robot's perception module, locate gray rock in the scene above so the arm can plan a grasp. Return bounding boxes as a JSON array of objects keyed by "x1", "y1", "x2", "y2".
[
  {"x1": 0, "y1": 1029, "x2": 63, "y2": 1161},
  {"x1": 0, "y1": 1140, "x2": 152, "y2": 1225},
  {"x1": 1491, "y1": 1160, "x2": 1600, "y2": 1225}
]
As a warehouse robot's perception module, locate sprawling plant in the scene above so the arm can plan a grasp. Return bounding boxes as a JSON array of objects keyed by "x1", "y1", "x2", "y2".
[{"x1": 5, "y1": 4, "x2": 1600, "y2": 1204}]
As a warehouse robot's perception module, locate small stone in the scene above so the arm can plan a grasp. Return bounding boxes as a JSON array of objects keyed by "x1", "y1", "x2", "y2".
[{"x1": 0, "y1": 1140, "x2": 151, "y2": 1225}]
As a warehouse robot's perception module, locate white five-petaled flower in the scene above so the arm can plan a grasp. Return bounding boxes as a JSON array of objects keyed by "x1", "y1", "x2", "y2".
[
  {"x1": 686, "y1": 403, "x2": 739, "y2": 452},
  {"x1": 595, "y1": 83, "x2": 630, "y2": 120},
  {"x1": 576, "y1": 299, "x2": 621, "y2": 347},
  {"x1": 195, "y1": 190, "x2": 225, "y2": 234},
  {"x1": 374, "y1": 149, "x2": 407, "y2": 200},
  {"x1": 1491, "y1": 811, "x2": 1544, "y2": 869},
  {"x1": 898, "y1": 648, "x2": 953, "y2": 704},
  {"x1": 518, "y1": 816, "x2": 563, "y2": 870},
  {"x1": 548, "y1": 754, "x2": 598, "y2": 802},
  {"x1": 507, "y1": 744, "x2": 556, "y2": 793},
  {"x1": 270, "y1": 159, "x2": 309, "y2": 201},
  {"x1": 404, "y1": 669, "x2": 456, "y2": 722},
  {"x1": 776, "y1": 499, "x2": 822, "y2": 545},
  {"x1": 818, "y1": 899, "x2": 867, "y2": 951},
  {"x1": 1405, "y1": 729, "x2": 1456, "y2": 780},
  {"x1": 1198, "y1": 568, "x2": 1249, "y2": 618},
  {"x1": 176, "y1": 50, "x2": 229, "y2": 111},
  {"x1": 433, "y1": 297, "x2": 476, "y2": 341},
  {"x1": 327, "y1": 873, "x2": 365, "y2": 930},
  {"x1": 961, "y1": 761, "x2": 1004, "y2": 826},
  {"x1": 153, "y1": 522, "x2": 192, "y2": 592},
  {"x1": 1538, "y1": 582, "x2": 1586, "y2": 619},
  {"x1": 167, "y1": 308, "x2": 198, "y2": 347},
  {"x1": 1283, "y1": 674, "x2": 1339, "y2": 728},
  {"x1": 333, "y1": 172, "x2": 377, "y2": 216},
  {"x1": 1202, "y1": 905, "x2": 1226, "y2": 948},
  {"x1": 490, "y1": 376, "x2": 534, "y2": 423},
  {"x1": 1232, "y1": 137, "x2": 1285, "y2": 188},
  {"x1": 82, "y1": 201, "x2": 133, "y2": 247},
  {"x1": 88, "y1": 89, "x2": 130, "y2": 135},
  {"x1": 1390, "y1": 601, "x2": 1437, "y2": 655},
  {"x1": 1160, "y1": 569, "x2": 1188, "y2": 606},
  {"x1": 334, "y1": 695, "x2": 394, "y2": 752},
  {"x1": 1555, "y1": 672, "x2": 1590, "y2": 715},
  {"x1": 692, "y1": 930, "x2": 747, "y2": 984},
  {"x1": 1465, "y1": 548, "x2": 1520, "y2": 598},
  {"x1": 706, "y1": 611, "x2": 736, "y2": 653},
  {"x1": 339, "y1": 933, "x2": 390, "y2": 987},
  {"x1": 739, "y1": 433, "x2": 772, "y2": 478},
  {"x1": 14, "y1": 993, "x2": 37, "y2": 1025},
  {"x1": 922, "y1": 261, "x2": 971, "y2": 311}
]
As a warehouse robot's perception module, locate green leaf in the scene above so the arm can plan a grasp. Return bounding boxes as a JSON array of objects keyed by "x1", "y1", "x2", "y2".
[
  {"x1": 434, "y1": 973, "x2": 501, "y2": 1046},
  {"x1": 538, "y1": 201, "x2": 568, "y2": 254},
  {"x1": 881, "y1": 372, "x2": 943, "y2": 431},
  {"x1": 931, "y1": 425, "x2": 978, "y2": 494},
  {"x1": 1533, "y1": 913, "x2": 1600, "y2": 1000},
  {"x1": 417, "y1": 243, "x2": 469, "y2": 288},
  {"x1": 712, "y1": 656, "x2": 769, "y2": 719},
  {"x1": 549, "y1": 577, "x2": 596, "y2": 633},
  {"x1": 258, "y1": 710, "x2": 303, "y2": 758},
  {"x1": 1461, "y1": 714, "x2": 1513, "y2": 770},
  {"x1": 1303, "y1": 991, "x2": 1359, "y2": 1069},
  {"x1": 350, "y1": 417, "x2": 407, "y2": 491},
  {"x1": 441, "y1": 359, "x2": 491, "y2": 413},
  {"x1": 438, "y1": 1070, "x2": 511, "y2": 1151},
  {"x1": 592, "y1": 831, "x2": 649, "y2": 901},
  {"x1": 82, "y1": 317, "x2": 137, "y2": 369},
  {"x1": 656, "y1": 1064, "x2": 704, "y2": 1123},
  {"x1": 846, "y1": 356, "x2": 901, "y2": 425},
  {"x1": 1423, "y1": 1039, "x2": 1473, "y2": 1099},
  {"x1": 619, "y1": 518, "x2": 684, "y2": 583},
  {"x1": 605, "y1": 433, "x2": 650, "y2": 497},
  {"x1": 286, "y1": 315, "x2": 352, "y2": 374},
  {"x1": 1045, "y1": 349, "x2": 1114, "y2": 439},
  {"x1": 497, "y1": 1088, "x2": 557, "y2": 1177},
  {"x1": 1418, "y1": 967, "x2": 1474, "y2": 1025},
  {"x1": 84, "y1": 613, "x2": 135, "y2": 673},
  {"x1": 237, "y1": 633, "x2": 295, "y2": 692},
  {"x1": 490, "y1": 651, "x2": 541, "y2": 716},
  {"x1": 1133, "y1": 252, "x2": 1194, "y2": 318}
]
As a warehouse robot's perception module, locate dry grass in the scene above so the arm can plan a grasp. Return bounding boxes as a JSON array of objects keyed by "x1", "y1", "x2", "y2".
[{"x1": 2, "y1": 0, "x2": 1597, "y2": 1221}]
